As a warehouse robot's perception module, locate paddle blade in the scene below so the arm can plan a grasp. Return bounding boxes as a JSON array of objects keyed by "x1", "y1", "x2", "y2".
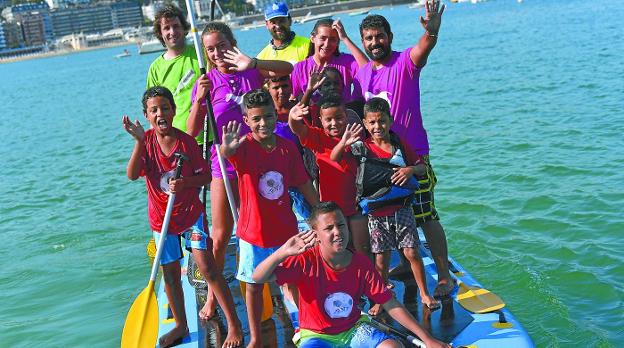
[
  {"x1": 121, "y1": 281, "x2": 158, "y2": 348},
  {"x1": 457, "y1": 283, "x2": 505, "y2": 314}
]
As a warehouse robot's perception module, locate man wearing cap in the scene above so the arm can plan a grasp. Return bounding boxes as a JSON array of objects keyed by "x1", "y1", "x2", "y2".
[{"x1": 257, "y1": 1, "x2": 311, "y2": 65}]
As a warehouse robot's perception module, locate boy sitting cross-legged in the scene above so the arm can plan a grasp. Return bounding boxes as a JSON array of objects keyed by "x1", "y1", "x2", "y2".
[
  {"x1": 252, "y1": 202, "x2": 450, "y2": 348},
  {"x1": 220, "y1": 89, "x2": 319, "y2": 348},
  {"x1": 330, "y1": 97, "x2": 440, "y2": 315}
]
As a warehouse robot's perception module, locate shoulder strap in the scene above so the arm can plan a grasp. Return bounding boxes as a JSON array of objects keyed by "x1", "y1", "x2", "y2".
[
  {"x1": 350, "y1": 140, "x2": 367, "y2": 159},
  {"x1": 389, "y1": 131, "x2": 407, "y2": 162}
]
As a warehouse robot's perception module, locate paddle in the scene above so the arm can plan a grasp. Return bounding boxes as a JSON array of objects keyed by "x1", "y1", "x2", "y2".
[
  {"x1": 362, "y1": 312, "x2": 426, "y2": 348},
  {"x1": 183, "y1": 0, "x2": 274, "y2": 320},
  {"x1": 417, "y1": 237, "x2": 505, "y2": 314},
  {"x1": 121, "y1": 152, "x2": 189, "y2": 348}
]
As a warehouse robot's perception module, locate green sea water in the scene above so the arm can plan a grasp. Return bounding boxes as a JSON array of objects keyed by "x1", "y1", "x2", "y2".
[{"x1": 1, "y1": 0, "x2": 622, "y2": 346}]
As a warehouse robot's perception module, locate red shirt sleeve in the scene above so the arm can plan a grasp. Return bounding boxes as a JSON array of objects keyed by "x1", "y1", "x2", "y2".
[
  {"x1": 274, "y1": 253, "x2": 305, "y2": 286},
  {"x1": 359, "y1": 254, "x2": 393, "y2": 304},
  {"x1": 285, "y1": 139, "x2": 310, "y2": 187},
  {"x1": 299, "y1": 126, "x2": 324, "y2": 153}
]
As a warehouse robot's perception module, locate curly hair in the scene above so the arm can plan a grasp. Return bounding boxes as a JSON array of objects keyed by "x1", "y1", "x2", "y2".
[
  {"x1": 318, "y1": 92, "x2": 344, "y2": 110},
  {"x1": 359, "y1": 14, "x2": 392, "y2": 37},
  {"x1": 153, "y1": 4, "x2": 190, "y2": 47},
  {"x1": 243, "y1": 89, "x2": 275, "y2": 114},
  {"x1": 142, "y1": 86, "x2": 175, "y2": 113}
]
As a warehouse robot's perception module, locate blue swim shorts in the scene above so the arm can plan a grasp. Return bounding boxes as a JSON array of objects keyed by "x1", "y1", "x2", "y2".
[
  {"x1": 236, "y1": 238, "x2": 281, "y2": 284},
  {"x1": 297, "y1": 316, "x2": 394, "y2": 348},
  {"x1": 152, "y1": 212, "x2": 213, "y2": 265}
]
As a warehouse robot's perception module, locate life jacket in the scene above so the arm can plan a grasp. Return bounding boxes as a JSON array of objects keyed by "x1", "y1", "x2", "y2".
[{"x1": 350, "y1": 132, "x2": 420, "y2": 215}]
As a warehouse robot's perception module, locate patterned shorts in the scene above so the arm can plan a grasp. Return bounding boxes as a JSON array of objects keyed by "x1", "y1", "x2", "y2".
[
  {"x1": 412, "y1": 155, "x2": 440, "y2": 225},
  {"x1": 368, "y1": 206, "x2": 420, "y2": 254}
]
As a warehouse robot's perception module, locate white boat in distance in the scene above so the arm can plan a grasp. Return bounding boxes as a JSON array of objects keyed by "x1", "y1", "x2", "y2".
[
  {"x1": 138, "y1": 36, "x2": 194, "y2": 55},
  {"x1": 296, "y1": 11, "x2": 333, "y2": 24}
]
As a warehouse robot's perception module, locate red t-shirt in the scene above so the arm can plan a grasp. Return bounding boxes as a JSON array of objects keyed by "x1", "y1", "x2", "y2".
[
  {"x1": 299, "y1": 127, "x2": 358, "y2": 216},
  {"x1": 229, "y1": 134, "x2": 310, "y2": 247},
  {"x1": 141, "y1": 129, "x2": 210, "y2": 234},
  {"x1": 274, "y1": 245, "x2": 392, "y2": 334},
  {"x1": 364, "y1": 135, "x2": 422, "y2": 217}
]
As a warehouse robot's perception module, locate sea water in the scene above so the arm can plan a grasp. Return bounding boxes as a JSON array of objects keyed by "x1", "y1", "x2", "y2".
[{"x1": 0, "y1": 0, "x2": 622, "y2": 346}]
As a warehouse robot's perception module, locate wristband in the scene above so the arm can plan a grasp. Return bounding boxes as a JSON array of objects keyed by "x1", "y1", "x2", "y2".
[{"x1": 426, "y1": 31, "x2": 438, "y2": 38}]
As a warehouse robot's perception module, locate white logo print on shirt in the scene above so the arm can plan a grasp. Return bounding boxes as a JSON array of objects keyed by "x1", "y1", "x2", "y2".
[
  {"x1": 258, "y1": 171, "x2": 284, "y2": 200},
  {"x1": 324, "y1": 292, "x2": 353, "y2": 319}
]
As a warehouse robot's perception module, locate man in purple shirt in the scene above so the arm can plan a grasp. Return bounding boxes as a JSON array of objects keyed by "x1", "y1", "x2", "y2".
[{"x1": 353, "y1": 0, "x2": 455, "y2": 297}]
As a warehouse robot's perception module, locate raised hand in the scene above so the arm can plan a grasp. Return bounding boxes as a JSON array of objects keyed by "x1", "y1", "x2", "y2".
[
  {"x1": 221, "y1": 120, "x2": 246, "y2": 152},
  {"x1": 420, "y1": 0, "x2": 445, "y2": 35},
  {"x1": 306, "y1": 67, "x2": 327, "y2": 92},
  {"x1": 279, "y1": 230, "x2": 317, "y2": 257},
  {"x1": 122, "y1": 115, "x2": 145, "y2": 142},
  {"x1": 223, "y1": 47, "x2": 253, "y2": 72},
  {"x1": 332, "y1": 19, "x2": 348, "y2": 41},
  {"x1": 341, "y1": 123, "x2": 363, "y2": 146},
  {"x1": 194, "y1": 74, "x2": 212, "y2": 103},
  {"x1": 289, "y1": 102, "x2": 309, "y2": 122}
]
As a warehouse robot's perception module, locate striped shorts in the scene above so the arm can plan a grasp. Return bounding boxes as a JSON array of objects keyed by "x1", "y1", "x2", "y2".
[{"x1": 412, "y1": 155, "x2": 439, "y2": 225}]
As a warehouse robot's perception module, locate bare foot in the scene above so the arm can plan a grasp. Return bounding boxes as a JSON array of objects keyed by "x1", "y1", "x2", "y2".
[
  {"x1": 421, "y1": 294, "x2": 441, "y2": 310},
  {"x1": 199, "y1": 294, "x2": 217, "y2": 320},
  {"x1": 434, "y1": 277, "x2": 457, "y2": 298},
  {"x1": 367, "y1": 303, "x2": 383, "y2": 316},
  {"x1": 159, "y1": 325, "x2": 189, "y2": 348},
  {"x1": 222, "y1": 324, "x2": 243, "y2": 348}
]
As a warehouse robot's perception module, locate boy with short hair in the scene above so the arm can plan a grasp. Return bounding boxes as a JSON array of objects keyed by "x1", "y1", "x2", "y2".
[
  {"x1": 252, "y1": 202, "x2": 450, "y2": 348},
  {"x1": 122, "y1": 86, "x2": 242, "y2": 348},
  {"x1": 331, "y1": 97, "x2": 440, "y2": 314},
  {"x1": 219, "y1": 89, "x2": 319, "y2": 348},
  {"x1": 289, "y1": 92, "x2": 370, "y2": 258}
]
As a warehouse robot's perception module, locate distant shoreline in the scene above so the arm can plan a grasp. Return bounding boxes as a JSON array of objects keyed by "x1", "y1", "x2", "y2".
[
  {"x1": 2, "y1": 0, "x2": 415, "y2": 64},
  {"x1": 0, "y1": 41, "x2": 134, "y2": 64}
]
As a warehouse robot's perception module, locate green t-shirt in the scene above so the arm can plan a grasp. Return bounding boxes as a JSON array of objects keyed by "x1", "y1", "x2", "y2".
[
  {"x1": 146, "y1": 45, "x2": 206, "y2": 144},
  {"x1": 256, "y1": 35, "x2": 311, "y2": 65}
]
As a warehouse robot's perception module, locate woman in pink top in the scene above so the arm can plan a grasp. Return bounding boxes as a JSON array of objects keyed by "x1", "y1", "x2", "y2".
[
  {"x1": 186, "y1": 21, "x2": 292, "y2": 320},
  {"x1": 290, "y1": 19, "x2": 368, "y2": 103}
]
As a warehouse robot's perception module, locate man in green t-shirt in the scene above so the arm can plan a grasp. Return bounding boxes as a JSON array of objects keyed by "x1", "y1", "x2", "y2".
[
  {"x1": 146, "y1": 4, "x2": 206, "y2": 145},
  {"x1": 257, "y1": 1, "x2": 311, "y2": 65}
]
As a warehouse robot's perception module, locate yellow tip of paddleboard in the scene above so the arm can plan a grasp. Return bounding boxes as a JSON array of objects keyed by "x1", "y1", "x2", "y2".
[{"x1": 493, "y1": 322, "x2": 514, "y2": 329}]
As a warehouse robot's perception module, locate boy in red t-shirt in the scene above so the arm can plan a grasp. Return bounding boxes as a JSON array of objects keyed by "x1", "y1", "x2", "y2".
[
  {"x1": 220, "y1": 89, "x2": 319, "y2": 348},
  {"x1": 123, "y1": 86, "x2": 242, "y2": 347},
  {"x1": 331, "y1": 97, "x2": 440, "y2": 315},
  {"x1": 252, "y1": 201, "x2": 450, "y2": 348},
  {"x1": 289, "y1": 92, "x2": 371, "y2": 259}
]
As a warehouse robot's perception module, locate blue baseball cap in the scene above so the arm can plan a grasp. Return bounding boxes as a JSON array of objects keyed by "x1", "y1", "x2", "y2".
[{"x1": 265, "y1": 1, "x2": 289, "y2": 21}]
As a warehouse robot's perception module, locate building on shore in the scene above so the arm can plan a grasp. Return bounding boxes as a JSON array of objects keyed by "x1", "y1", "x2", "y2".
[
  {"x1": 0, "y1": 20, "x2": 23, "y2": 50},
  {"x1": 3, "y1": 3, "x2": 54, "y2": 44}
]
